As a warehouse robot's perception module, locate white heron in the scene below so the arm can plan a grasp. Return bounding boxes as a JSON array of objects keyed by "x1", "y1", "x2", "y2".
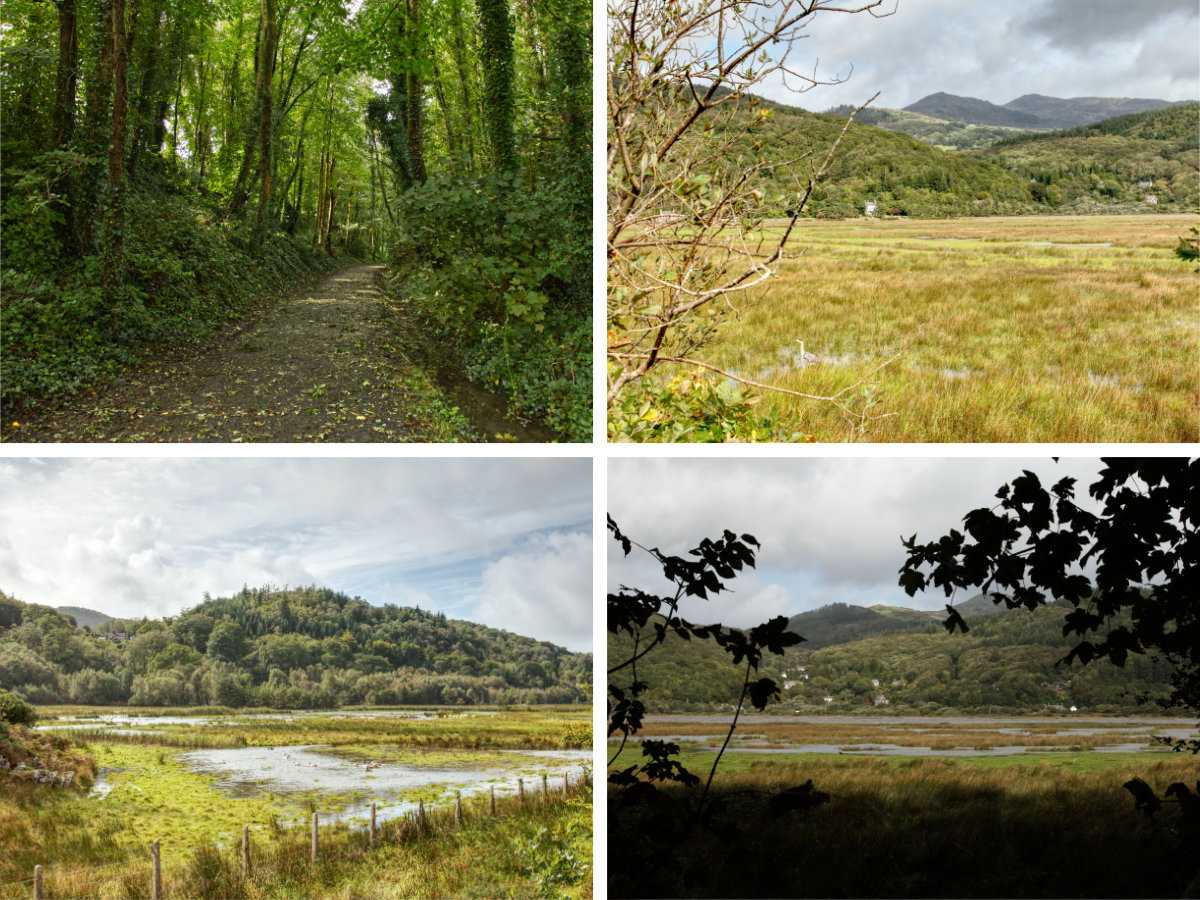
[{"x1": 795, "y1": 340, "x2": 819, "y2": 366}]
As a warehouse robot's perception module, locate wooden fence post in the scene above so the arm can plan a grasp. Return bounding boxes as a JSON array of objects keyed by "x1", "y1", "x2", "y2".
[
  {"x1": 370, "y1": 802, "x2": 376, "y2": 850},
  {"x1": 490, "y1": 784, "x2": 496, "y2": 816},
  {"x1": 33, "y1": 866, "x2": 42, "y2": 900},
  {"x1": 541, "y1": 773, "x2": 548, "y2": 798},
  {"x1": 518, "y1": 778, "x2": 524, "y2": 802},
  {"x1": 151, "y1": 840, "x2": 161, "y2": 900},
  {"x1": 418, "y1": 799, "x2": 426, "y2": 832},
  {"x1": 242, "y1": 825, "x2": 250, "y2": 880},
  {"x1": 563, "y1": 770, "x2": 569, "y2": 792},
  {"x1": 454, "y1": 790, "x2": 462, "y2": 828},
  {"x1": 311, "y1": 813, "x2": 318, "y2": 863}
]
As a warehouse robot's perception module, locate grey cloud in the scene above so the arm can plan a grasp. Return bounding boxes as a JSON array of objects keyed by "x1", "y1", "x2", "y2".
[
  {"x1": 608, "y1": 458, "x2": 1107, "y2": 616},
  {"x1": 1023, "y1": 0, "x2": 1197, "y2": 52}
]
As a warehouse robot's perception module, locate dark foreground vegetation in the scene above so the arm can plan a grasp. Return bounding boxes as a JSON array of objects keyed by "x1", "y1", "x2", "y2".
[
  {"x1": 1, "y1": 584, "x2": 591, "y2": 707},
  {"x1": 609, "y1": 754, "x2": 1199, "y2": 899},
  {"x1": 1, "y1": 0, "x2": 590, "y2": 440}
]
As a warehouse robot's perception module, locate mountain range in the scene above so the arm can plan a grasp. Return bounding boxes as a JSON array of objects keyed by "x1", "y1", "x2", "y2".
[{"x1": 902, "y1": 92, "x2": 1186, "y2": 130}]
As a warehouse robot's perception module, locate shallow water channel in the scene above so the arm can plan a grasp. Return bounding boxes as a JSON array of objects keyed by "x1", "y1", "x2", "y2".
[{"x1": 625, "y1": 714, "x2": 1197, "y2": 758}]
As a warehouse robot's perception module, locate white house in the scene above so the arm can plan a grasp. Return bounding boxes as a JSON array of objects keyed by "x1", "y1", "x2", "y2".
[{"x1": 865, "y1": 200, "x2": 877, "y2": 216}]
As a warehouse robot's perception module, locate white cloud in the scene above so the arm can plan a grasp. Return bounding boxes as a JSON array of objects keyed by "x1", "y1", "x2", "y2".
[
  {"x1": 754, "y1": 0, "x2": 1198, "y2": 111},
  {"x1": 471, "y1": 530, "x2": 592, "y2": 650},
  {"x1": 0, "y1": 458, "x2": 592, "y2": 649},
  {"x1": 608, "y1": 457, "x2": 1107, "y2": 619}
]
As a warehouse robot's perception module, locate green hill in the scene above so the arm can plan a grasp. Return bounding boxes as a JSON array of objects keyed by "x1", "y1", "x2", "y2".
[
  {"x1": 0, "y1": 586, "x2": 591, "y2": 708},
  {"x1": 55, "y1": 606, "x2": 115, "y2": 630},
  {"x1": 695, "y1": 91, "x2": 1198, "y2": 216},
  {"x1": 973, "y1": 103, "x2": 1200, "y2": 211},
  {"x1": 610, "y1": 599, "x2": 1178, "y2": 715}
]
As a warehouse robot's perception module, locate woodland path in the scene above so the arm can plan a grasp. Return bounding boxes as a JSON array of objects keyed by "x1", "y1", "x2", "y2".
[{"x1": 8, "y1": 264, "x2": 464, "y2": 443}]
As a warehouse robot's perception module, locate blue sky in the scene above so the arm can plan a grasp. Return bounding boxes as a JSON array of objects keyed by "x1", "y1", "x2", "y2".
[
  {"x1": 608, "y1": 457, "x2": 1111, "y2": 628},
  {"x1": 0, "y1": 457, "x2": 593, "y2": 650},
  {"x1": 760, "y1": 0, "x2": 1199, "y2": 111}
]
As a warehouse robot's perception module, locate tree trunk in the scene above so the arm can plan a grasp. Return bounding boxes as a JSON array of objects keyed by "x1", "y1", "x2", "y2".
[
  {"x1": 449, "y1": 0, "x2": 477, "y2": 172},
  {"x1": 103, "y1": 0, "x2": 129, "y2": 298},
  {"x1": 255, "y1": 0, "x2": 278, "y2": 232},
  {"x1": 51, "y1": 0, "x2": 79, "y2": 253},
  {"x1": 477, "y1": 0, "x2": 516, "y2": 173},
  {"x1": 405, "y1": 0, "x2": 426, "y2": 184},
  {"x1": 52, "y1": 0, "x2": 78, "y2": 149}
]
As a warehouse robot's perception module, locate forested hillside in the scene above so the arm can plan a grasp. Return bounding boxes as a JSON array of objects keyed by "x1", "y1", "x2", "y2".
[
  {"x1": 974, "y1": 103, "x2": 1200, "y2": 211},
  {"x1": 0, "y1": 586, "x2": 591, "y2": 707},
  {"x1": 689, "y1": 93, "x2": 1198, "y2": 217},
  {"x1": 609, "y1": 600, "x2": 1178, "y2": 715},
  {"x1": 1, "y1": 0, "x2": 589, "y2": 439}
]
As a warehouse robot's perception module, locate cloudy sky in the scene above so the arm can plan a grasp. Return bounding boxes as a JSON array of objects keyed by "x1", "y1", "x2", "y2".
[
  {"x1": 759, "y1": 0, "x2": 1199, "y2": 111},
  {"x1": 609, "y1": 457, "x2": 1113, "y2": 628},
  {"x1": 0, "y1": 457, "x2": 593, "y2": 651}
]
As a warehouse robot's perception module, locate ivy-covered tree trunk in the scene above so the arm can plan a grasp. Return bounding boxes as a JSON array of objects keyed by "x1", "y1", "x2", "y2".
[
  {"x1": 103, "y1": 0, "x2": 129, "y2": 299},
  {"x1": 405, "y1": 0, "x2": 426, "y2": 185},
  {"x1": 51, "y1": 0, "x2": 79, "y2": 253},
  {"x1": 477, "y1": 0, "x2": 515, "y2": 173},
  {"x1": 254, "y1": 0, "x2": 277, "y2": 233},
  {"x1": 52, "y1": 0, "x2": 79, "y2": 150}
]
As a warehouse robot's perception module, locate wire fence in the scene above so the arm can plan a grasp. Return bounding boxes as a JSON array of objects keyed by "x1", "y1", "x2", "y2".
[{"x1": 2, "y1": 766, "x2": 590, "y2": 899}]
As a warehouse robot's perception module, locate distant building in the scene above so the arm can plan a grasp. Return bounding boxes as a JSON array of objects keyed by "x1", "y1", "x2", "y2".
[
  {"x1": 101, "y1": 631, "x2": 127, "y2": 642},
  {"x1": 870, "y1": 678, "x2": 880, "y2": 687},
  {"x1": 1069, "y1": 705, "x2": 1078, "y2": 712},
  {"x1": 865, "y1": 200, "x2": 877, "y2": 216},
  {"x1": 1138, "y1": 179, "x2": 1153, "y2": 188},
  {"x1": 823, "y1": 696, "x2": 834, "y2": 703},
  {"x1": 873, "y1": 694, "x2": 889, "y2": 706},
  {"x1": 1143, "y1": 195, "x2": 1158, "y2": 205}
]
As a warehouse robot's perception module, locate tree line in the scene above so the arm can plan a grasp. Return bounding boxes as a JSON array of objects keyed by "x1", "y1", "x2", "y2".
[{"x1": 0, "y1": 585, "x2": 592, "y2": 708}]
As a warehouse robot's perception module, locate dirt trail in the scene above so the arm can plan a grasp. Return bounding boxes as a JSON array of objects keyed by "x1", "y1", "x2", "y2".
[{"x1": 8, "y1": 264, "x2": 465, "y2": 442}]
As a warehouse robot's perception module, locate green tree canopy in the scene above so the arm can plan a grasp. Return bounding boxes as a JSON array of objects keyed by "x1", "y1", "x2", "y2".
[{"x1": 899, "y1": 458, "x2": 1199, "y2": 719}]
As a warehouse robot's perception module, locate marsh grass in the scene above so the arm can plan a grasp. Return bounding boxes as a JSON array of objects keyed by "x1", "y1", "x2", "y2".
[
  {"x1": 693, "y1": 215, "x2": 1199, "y2": 442},
  {"x1": 609, "y1": 753, "x2": 1198, "y2": 898},
  {"x1": 45, "y1": 706, "x2": 586, "y2": 751},
  {"x1": 10, "y1": 781, "x2": 591, "y2": 899},
  {"x1": 3, "y1": 708, "x2": 592, "y2": 898},
  {"x1": 631, "y1": 718, "x2": 1190, "y2": 752}
]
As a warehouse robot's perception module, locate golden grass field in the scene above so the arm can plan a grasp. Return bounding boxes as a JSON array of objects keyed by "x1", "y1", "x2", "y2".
[{"x1": 706, "y1": 214, "x2": 1199, "y2": 442}]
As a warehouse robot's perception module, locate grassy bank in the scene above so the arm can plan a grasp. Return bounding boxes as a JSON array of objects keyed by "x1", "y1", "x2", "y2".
[
  {"x1": 4, "y1": 770, "x2": 591, "y2": 899},
  {"x1": 699, "y1": 215, "x2": 1199, "y2": 442},
  {"x1": 609, "y1": 752, "x2": 1198, "y2": 898},
  {"x1": 1, "y1": 185, "x2": 345, "y2": 419}
]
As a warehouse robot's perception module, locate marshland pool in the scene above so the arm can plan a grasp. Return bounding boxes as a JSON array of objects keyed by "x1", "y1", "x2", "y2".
[{"x1": 40, "y1": 709, "x2": 590, "y2": 828}]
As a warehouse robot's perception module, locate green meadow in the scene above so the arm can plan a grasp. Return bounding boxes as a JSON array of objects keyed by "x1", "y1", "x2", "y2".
[
  {"x1": 704, "y1": 214, "x2": 1199, "y2": 442},
  {"x1": 3, "y1": 706, "x2": 592, "y2": 899}
]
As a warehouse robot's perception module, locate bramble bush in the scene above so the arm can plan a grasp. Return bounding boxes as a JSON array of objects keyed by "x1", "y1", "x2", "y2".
[{"x1": 393, "y1": 167, "x2": 590, "y2": 441}]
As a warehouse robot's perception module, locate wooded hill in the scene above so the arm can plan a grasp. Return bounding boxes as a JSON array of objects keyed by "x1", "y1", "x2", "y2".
[
  {"x1": 608, "y1": 599, "x2": 1179, "y2": 715},
  {"x1": 0, "y1": 585, "x2": 592, "y2": 708},
  {"x1": 700, "y1": 92, "x2": 1198, "y2": 217},
  {"x1": 0, "y1": 0, "x2": 589, "y2": 439},
  {"x1": 973, "y1": 102, "x2": 1200, "y2": 212}
]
